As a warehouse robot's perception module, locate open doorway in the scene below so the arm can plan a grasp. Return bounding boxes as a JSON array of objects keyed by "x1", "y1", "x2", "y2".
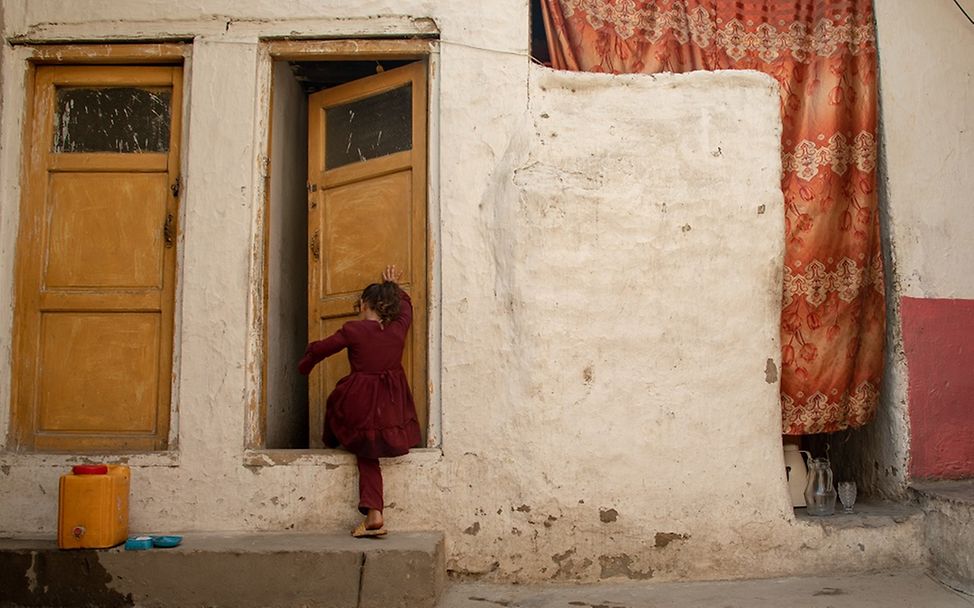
[{"x1": 264, "y1": 56, "x2": 428, "y2": 450}]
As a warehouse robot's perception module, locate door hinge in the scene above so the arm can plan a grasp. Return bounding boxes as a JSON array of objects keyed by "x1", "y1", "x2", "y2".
[
  {"x1": 170, "y1": 178, "x2": 181, "y2": 199},
  {"x1": 307, "y1": 182, "x2": 318, "y2": 209}
]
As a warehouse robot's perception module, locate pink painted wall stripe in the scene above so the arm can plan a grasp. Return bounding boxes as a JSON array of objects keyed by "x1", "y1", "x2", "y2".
[{"x1": 901, "y1": 296, "x2": 974, "y2": 479}]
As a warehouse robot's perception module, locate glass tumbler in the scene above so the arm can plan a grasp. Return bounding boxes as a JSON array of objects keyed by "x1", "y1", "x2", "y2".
[{"x1": 837, "y1": 481, "x2": 857, "y2": 513}]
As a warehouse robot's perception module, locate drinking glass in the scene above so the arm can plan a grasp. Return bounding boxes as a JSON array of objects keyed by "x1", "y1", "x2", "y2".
[{"x1": 837, "y1": 481, "x2": 857, "y2": 513}]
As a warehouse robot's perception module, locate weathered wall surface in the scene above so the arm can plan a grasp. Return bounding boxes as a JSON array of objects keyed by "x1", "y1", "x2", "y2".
[
  {"x1": 0, "y1": 0, "x2": 930, "y2": 582},
  {"x1": 876, "y1": 1, "x2": 974, "y2": 299},
  {"x1": 435, "y1": 66, "x2": 795, "y2": 580}
]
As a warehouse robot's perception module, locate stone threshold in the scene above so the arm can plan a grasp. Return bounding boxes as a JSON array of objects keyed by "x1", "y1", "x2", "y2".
[
  {"x1": 911, "y1": 479, "x2": 974, "y2": 505},
  {"x1": 792, "y1": 498, "x2": 922, "y2": 526},
  {"x1": 0, "y1": 530, "x2": 445, "y2": 608}
]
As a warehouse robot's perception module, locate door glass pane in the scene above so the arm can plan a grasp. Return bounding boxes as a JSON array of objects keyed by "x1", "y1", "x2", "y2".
[
  {"x1": 54, "y1": 87, "x2": 172, "y2": 153},
  {"x1": 325, "y1": 85, "x2": 411, "y2": 170}
]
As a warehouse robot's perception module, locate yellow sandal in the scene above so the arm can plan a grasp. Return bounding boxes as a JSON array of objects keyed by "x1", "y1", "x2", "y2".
[{"x1": 351, "y1": 520, "x2": 388, "y2": 538}]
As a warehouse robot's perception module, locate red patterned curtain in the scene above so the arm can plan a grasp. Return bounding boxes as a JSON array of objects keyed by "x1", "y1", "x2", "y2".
[{"x1": 541, "y1": 0, "x2": 884, "y2": 435}]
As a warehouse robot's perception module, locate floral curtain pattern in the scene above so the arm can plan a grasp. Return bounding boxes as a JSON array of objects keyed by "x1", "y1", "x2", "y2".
[{"x1": 541, "y1": 0, "x2": 884, "y2": 434}]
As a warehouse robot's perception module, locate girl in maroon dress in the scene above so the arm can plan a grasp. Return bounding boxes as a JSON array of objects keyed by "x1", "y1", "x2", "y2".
[{"x1": 298, "y1": 265, "x2": 421, "y2": 537}]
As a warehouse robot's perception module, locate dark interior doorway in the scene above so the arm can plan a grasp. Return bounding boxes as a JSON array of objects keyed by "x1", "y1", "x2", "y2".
[{"x1": 264, "y1": 59, "x2": 420, "y2": 449}]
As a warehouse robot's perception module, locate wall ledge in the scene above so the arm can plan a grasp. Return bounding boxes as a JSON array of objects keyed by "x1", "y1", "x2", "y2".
[
  {"x1": 791, "y1": 499, "x2": 922, "y2": 529},
  {"x1": 0, "y1": 451, "x2": 180, "y2": 468},
  {"x1": 5, "y1": 16, "x2": 440, "y2": 45},
  {"x1": 242, "y1": 447, "x2": 443, "y2": 467}
]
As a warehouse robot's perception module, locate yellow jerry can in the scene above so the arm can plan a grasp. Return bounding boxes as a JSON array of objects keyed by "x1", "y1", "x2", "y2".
[{"x1": 57, "y1": 464, "x2": 130, "y2": 549}]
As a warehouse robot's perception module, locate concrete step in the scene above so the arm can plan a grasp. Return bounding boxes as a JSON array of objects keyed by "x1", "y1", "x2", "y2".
[
  {"x1": 913, "y1": 479, "x2": 974, "y2": 596},
  {"x1": 0, "y1": 531, "x2": 445, "y2": 608}
]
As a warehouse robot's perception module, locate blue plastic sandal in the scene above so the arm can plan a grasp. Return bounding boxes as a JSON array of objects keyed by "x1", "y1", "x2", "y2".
[
  {"x1": 124, "y1": 536, "x2": 154, "y2": 551},
  {"x1": 152, "y1": 535, "x2": 183, "y2": 548}
]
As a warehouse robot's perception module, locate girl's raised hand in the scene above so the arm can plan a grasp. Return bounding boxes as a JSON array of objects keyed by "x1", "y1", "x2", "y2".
[{"x1": 382, "y1": 265, "x2": 403, "y2": 283}]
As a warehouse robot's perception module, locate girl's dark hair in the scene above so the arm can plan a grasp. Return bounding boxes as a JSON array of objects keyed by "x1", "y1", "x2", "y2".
[{"x1": 361, "y1": 281, "x2": 400, "y2": 324}]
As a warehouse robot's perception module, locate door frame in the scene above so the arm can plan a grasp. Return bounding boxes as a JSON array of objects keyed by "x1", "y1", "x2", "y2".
[
  {"x1": 250, "y1": 38, "x2": 441, "y2": 452},
  {"x1": 7, "y1": 43, "x2": 190, "y2": 452}
]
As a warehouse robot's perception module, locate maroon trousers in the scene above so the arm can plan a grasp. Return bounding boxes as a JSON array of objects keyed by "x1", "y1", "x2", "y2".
[{"x1": 356, "y1": 456, "x2": 383, "y2": 515}]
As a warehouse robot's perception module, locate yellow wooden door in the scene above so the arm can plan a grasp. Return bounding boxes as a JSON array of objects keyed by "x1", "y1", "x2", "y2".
[
  {"x1": 11, "y1": 65, "x2": 182, "y2": 452},
  {"x1": 307, "y1": 61, "x2": 428, "y2": 449}
]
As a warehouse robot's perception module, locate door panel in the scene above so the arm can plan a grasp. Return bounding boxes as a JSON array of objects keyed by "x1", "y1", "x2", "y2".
[
  {"x1": 45, "y1": 173, "x2": 167, "y2": 289},
  {"x1": 321, "y1": 171, "x2": 412, "y2": 296},
  {"x1": 307, "y1": 61, "x2": 428, "y2": 449},
  {"x1": 38, "y1": 313, "x2": 160, "y2": 433},
  {"x1": 11, "y1": 64, "x2": 181, "y2": 452}
]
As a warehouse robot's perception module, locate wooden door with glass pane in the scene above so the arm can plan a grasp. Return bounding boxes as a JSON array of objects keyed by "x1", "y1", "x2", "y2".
[
  {"x1": 307, "y1": 61, "x2": 427, "y2": 449},
  {"x1": 11, "y1": 65, "x2": 182, "y2": 452}
]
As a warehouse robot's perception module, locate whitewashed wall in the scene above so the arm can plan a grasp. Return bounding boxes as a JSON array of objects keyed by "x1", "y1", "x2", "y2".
[
  {"x1": 0, "y1": 0, "x2": 929, "y2": 582},
  {"x1": 876, "y1": 1, "x2": 974, "y2": 301}
]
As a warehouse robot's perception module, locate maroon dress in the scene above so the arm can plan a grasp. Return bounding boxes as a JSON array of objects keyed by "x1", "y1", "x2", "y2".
[{"x1": 299, "y1": 289, "x2": 421, "y2": 459}]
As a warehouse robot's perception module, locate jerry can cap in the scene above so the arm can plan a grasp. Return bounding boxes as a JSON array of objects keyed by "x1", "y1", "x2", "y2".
[{"x1": 72, "y1": 464, "x2": 109, "y2": 475}]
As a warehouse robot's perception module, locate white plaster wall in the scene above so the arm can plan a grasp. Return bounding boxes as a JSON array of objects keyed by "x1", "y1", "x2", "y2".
[
  {"x1": 875, "y1": 0, "x2": 974, "y2": 300},
  {"x1": 0, "y1": 0, "x2": 928, "y2": 582},
  {"x1": 0, "y1": 2, "x2": 17, "y2": 449}
]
